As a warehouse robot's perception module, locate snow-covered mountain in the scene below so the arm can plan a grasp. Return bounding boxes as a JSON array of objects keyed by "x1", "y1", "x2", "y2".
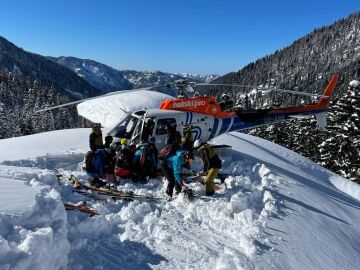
[
  {"x1": 0, "y1": 37, "x2": 100, "y2": 99},
  {"x1": 0, "y1": 90, "x2": 359, "y2": 270},
  {"x1": 49, "y1": 56, "x2": 133, "y2": 92},
  {"x1": 176, "y1": 72, "x2": 220, "y2": 83},
  {"x1": 121, "y1": 70, "x2": 201, "y2": 89},
  {"x1": 50, "y1": 56, "x2": 221, "y2": 90},
  {"x1": 50, "y1": 56, "x2": 211, "y2": 91}
]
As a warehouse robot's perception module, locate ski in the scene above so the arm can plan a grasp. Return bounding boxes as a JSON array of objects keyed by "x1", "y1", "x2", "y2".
[
  {"x1": 73, "y1": 188, "x2": 163, "y2": 203},
  {"x1": 67, "y1": 174, "x2": 163, "y2": 203},
  {"x1": 64, "y1": 202, "x2": 98, "y2": 217}
]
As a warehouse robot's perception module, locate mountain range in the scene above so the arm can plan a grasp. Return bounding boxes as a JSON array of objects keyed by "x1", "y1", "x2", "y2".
[{"x1": 48, "y1": 56, "x2": 218, "y2": 91}]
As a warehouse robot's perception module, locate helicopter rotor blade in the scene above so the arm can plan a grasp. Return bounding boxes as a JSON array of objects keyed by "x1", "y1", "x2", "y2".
[
  {"x1": 34, "y1": 88, "x2": 146, "y2": 113},
  {"x1": 195, "y1": 83, "x2": 328, "y2": 98},
  {"x1": 196, "y1": 83, "x2": 256, "y2": 88},
  {"x1": 260, "y1": 88, "x2": 328, "y2": 98}
]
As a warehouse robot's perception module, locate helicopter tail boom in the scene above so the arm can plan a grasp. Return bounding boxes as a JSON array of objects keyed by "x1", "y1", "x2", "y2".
[{"x1": 315, "y1": 74, "x2": 338, "y2": 109}]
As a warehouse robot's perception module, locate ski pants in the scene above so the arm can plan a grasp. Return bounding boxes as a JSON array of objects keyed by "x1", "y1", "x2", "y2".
[
  {"x1": 205, "y1": 168, "x2": 220, "y2": 192},
  {"x1": 161, "y1": 161, "x2": 181, "y2": 197}
]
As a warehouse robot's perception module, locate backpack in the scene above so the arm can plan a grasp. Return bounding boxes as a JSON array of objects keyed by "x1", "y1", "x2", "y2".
[
  {"x1": 116, "y1": 146, "x2": 133, "y2": 169},
  {"x1": 158, "y1": 144, "x2": 175, "y2": 160},
  {"x1": 92, "y1": 149, "x2": 107, "y2": 177},
  {"x1": 84, "y1": 151, "x2": 95, "y2": 172},
  {"x1": 140, "y1": 145, "x2": 151, "y2": 167}
]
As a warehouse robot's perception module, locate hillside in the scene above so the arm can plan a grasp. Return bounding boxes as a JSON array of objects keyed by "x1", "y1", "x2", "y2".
[
  {"x1": 0, "y1": 37, "x2": 101, "y2": 98},
  {"x1": 0, "y1": 37, "x2": 107, "y2": 139},
  {"x1": 213, "y1": 11, "x2": 360, "y2": 98},
  {"x1": 212, "y1": 11, "x2": 360, "y2": 181},
  {"x1": 48, "y1": 56, "x2": 133, "y2": 92},
  {"x1": 0, "y1": 128, "x2": 359, "y2": 270}
]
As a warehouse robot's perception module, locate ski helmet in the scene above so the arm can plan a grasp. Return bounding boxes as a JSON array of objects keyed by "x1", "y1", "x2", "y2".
[{"x1": 193, "y1": 139, "x2": 202, "y2": 149}]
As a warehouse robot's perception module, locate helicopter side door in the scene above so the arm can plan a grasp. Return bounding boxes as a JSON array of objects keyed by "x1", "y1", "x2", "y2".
[{"x1": 179, "y1": 112, "x2": 214, "y2": 142}]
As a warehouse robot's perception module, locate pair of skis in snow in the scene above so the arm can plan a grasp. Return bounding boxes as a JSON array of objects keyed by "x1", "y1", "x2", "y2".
[
  {"x1": 64, "y1": 202, "x2": 99, "y2": 217},
  {"x1": 57, "y1": 174, "x2": 163, "y2": 203}
]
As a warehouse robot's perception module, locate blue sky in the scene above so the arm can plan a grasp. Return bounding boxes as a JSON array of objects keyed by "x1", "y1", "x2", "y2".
[{"x1": 0, "y1": 0, "x2": 359, "y2": 74}]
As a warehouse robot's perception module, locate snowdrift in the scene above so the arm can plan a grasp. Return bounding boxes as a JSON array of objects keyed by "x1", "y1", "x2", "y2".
[{"x1": 0, "y1": 129, "x2": 360, "y2": 270}]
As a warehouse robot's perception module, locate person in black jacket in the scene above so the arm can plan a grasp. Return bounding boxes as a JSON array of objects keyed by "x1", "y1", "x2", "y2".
[{"x1": 147, "y1": 136, "x2": 159, "y2": 178}]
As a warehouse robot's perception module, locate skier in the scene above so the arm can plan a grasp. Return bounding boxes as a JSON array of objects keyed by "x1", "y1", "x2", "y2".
[
  {"x1": 114, "y1": 138, "x2": 133, "y2": 177},
  {"x1": 132, "y1": 142, "x2": 152, "y2": 181},
  {"x1": 167, "y1": 122, "x2": 182, "y2": 149},
  {"x1": 104, "y1": 134, "x2": 113, "y2": 149},
  {"x1": 87, "y1": 148, "x2": 108, "y2": 187},
  {"x1": 162, "y1": 149, "x2": 193, "y2": 199},
  {"x1": 89, "y1": 123, "x2": 104, "y2": 151},
  {"x1": 147, "y1": 136, "x2": 159, "y2": 178},
  {"x1": 193, "y1": 139, "x2": 222, "y2": 196},
  {"x1": 181, "y1": 124, "x2": 194, "y2": 159}
]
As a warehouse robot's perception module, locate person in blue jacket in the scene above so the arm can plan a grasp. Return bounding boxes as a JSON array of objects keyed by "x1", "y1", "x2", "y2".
[{"x1": 162, "y1": 149, "x2": 191, "y2": 198}]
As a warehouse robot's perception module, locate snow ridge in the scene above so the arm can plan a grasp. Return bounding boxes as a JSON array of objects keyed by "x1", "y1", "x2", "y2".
[{"x1": 1, "y1": 129, "x2": 360, "y2": 269}]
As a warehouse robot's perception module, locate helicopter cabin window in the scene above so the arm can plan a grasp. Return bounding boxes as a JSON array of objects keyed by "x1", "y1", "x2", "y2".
[{"x1": 156, "y1": 118, "x2": 177, "y2": 135}]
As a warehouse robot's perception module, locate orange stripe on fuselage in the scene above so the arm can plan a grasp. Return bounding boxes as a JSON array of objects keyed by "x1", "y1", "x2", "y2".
[{"x1": 160, "y1": 96, "x2": 236, "y2": 118}]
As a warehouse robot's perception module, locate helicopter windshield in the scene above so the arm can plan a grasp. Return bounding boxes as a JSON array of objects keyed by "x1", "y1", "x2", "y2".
[{"x1": 108, "y1": 114, "x2": 141, "y2": 139}]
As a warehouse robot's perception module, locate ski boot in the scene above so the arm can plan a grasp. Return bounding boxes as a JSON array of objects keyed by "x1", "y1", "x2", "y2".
[
  {"x1": 89, "y1": 176, "x2": 106, "y2": 188},
  {"x1": 205, "y1": 190, "x2": 215, "y2": 196},
  {"x1": 184, "y1": 188, "x2": 195, "y2": 201}
]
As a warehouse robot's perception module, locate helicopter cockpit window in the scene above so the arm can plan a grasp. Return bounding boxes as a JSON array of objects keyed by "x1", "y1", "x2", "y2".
[
  {"x1": 131, "y1": 116, "x2": 145, "y2": 145},
  {"x1": 108, "y1": 115, "x2": 139, "y2": 139},
  {"x1": 126, "y1": 117, "x2": 138, "y2": 134},
  {"x1": 156, "y1": 118, "x2": 177, "y2": 135}
]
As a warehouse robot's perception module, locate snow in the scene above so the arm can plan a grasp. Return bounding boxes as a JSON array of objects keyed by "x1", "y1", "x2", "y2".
[
  {"x1": 349, "y1": 80, "x2": 360, "y2": 88},
  {"x1": 0, "y1": 177, "x2": 40, "y2": 217},
  {"x1": 0, "y1": 169, "x2": 69, "y2": 270},
  {"x1": 77, "y1": 89, "x2": 173, "y2": 128},
  {"x1": 1, "y1": 94, "x2": 360, "y2": 269}
]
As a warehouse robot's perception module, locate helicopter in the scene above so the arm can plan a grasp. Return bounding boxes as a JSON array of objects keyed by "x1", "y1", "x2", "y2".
[{"x1": 37, "y1": 74, "x2": 338, "y2": 151}]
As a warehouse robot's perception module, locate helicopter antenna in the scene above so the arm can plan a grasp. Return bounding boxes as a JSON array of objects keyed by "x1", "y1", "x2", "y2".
[{"x1": 119, "y1": 107, "x2": 129, "y2": 114}]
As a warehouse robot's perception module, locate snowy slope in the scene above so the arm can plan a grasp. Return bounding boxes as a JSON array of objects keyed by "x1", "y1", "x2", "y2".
[{"x1": 0, "y1": 128, "x2": 359, "y2": 270}]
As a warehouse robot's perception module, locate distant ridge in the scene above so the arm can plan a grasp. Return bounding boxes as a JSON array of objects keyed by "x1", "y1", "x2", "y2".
[{"x1": 0, "y1": 36, "x2": 101, "y2": 99}]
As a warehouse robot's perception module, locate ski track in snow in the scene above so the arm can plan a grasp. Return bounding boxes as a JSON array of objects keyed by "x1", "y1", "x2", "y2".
[{"x1": 0, "y1": 130, "x2": 360, "y2": 269}]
